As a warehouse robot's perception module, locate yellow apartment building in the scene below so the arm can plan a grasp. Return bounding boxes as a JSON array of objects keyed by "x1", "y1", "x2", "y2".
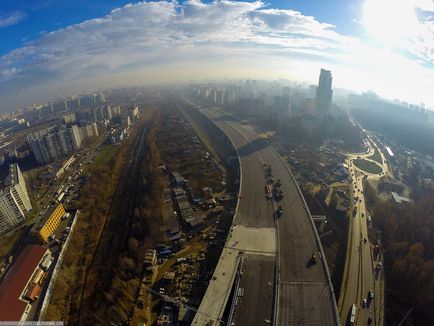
[{"x1": 31, "y1": 204, "x2": 65, "y2": 244}]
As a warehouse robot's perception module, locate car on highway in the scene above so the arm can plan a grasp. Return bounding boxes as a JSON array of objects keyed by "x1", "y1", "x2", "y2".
[
  {"x1": 368, "y1": 290, "x2": 374, "y2": 301},
  {"x1": 352, "y1": 208, "x2": 357, "y2": 217},
  {"x1": 277, "y1": 206, "x2": 283, "y2": 217},
  {"x1": 310, "y1": 253, "x2": 317, "y2": 265},
  {"x1": 362, "y1": 298, "x2": 367, "y2": 308}
]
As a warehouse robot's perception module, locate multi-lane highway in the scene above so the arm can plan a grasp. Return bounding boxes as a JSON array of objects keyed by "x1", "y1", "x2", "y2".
[
  {"x1": 190, "y1": 102, "x2": 338, "y2": 325},
  {"x1": 228, "y1": 117, "x2": 338, "y2": 325},
  {"x1": 338, "y1": 138, "x2": 385, "y2": 326},
  {"x1": 190, "y1": 106, "x2": 277, "y2": 325}
]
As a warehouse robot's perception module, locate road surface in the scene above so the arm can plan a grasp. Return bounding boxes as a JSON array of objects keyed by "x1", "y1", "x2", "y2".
[
  {"x1": 191, "y1": 103, "x2": 338, "y2": 325},
  {"x1": 338, "y1": 137, "x2": 385, "y2": 326}
]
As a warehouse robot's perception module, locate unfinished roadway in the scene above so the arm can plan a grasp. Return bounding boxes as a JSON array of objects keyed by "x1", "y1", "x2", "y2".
[{"x1": 190, "y1": 103, "x2": 338, "y2": 326}]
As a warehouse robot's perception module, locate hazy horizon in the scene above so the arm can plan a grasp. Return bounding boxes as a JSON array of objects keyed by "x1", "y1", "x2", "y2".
[{"x1": 1, "y1": 0, "x2": 434, "y2": 112}]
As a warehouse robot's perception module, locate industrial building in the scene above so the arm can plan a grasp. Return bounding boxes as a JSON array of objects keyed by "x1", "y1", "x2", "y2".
[
  {"x1": 31, "y1": 204, "x2": 65, "y2": 244},
  {"x1": 0, "y1": 245, "x2": 48, "y2": 321},
  {"x1": 27, "y1": 124, "x2": 82, "y2": 164},
  {"x1": 0, "y1": 164, "x2": 32, "y2": 234}
]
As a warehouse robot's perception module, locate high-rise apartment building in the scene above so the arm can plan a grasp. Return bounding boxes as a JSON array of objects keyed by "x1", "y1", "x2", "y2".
[
  {"x1": 315, "y1": 69, "x2": 333, "y2": 114},
  {"x1": 76, "y1": 105, "x2": 113, "y2": 124},
  {"x1": 65, "y1": 97, "x2": 80, "y2": 111},
  {"x1": 78, "y1": 92, "x2": 105, "y2": 108},
  {"x1": 78, "y1": 94, "x2": 94, "y2": 108},
  {"x1": 95, "y1": 92, "x2": 106, "y2": 104},
  {"x1": 0, "y1": 164, "x2": 32, "y2": 233},
  {"x1": 51, "y1": 101, "x2": 68, "y2": 113},
  {"x1": 63, "y1": 113, "x2": 77, "y2": 125},
  {"x1": 27, "y1": 124, "x2": 82, "y2": 164},
  {"x1": 80, "y1": 123, "x2": 99, "y2": 139}
]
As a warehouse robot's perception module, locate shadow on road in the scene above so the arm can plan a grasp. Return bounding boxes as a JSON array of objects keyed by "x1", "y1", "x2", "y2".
[
  {"x1": 210, "y1": 115, "x2": 235, "y2": 122},
  {"x1": 305, "y1": 256, "x2": 317, "y2": 269},
  {"x1": 237, "y1": 138, "x2": 270, "y2": 157}
]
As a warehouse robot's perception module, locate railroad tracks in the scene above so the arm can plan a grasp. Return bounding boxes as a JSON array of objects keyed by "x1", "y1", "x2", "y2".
[{"x1": 73, "y1": 120, "x2": 149, "y2": 324}]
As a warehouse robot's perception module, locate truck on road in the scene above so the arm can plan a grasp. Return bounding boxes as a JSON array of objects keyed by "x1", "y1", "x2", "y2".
[{"x1": 349, "y1": 304, "x2": 356, "y2": 325}]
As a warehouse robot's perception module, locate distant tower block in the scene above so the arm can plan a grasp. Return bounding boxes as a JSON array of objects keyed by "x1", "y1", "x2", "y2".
[{"x1": 315, "y1": 69, "x2": 333, "y2": 114}]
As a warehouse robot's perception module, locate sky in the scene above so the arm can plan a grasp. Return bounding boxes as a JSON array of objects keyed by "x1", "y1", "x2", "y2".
[{"x1": 0, "y1": 0, "x2": 434, "y2": 112}]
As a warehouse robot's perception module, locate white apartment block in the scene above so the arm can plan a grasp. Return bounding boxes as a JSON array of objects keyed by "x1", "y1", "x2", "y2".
[{"x1": 0, "y1": 164, "x2": 32, "y2": 233}]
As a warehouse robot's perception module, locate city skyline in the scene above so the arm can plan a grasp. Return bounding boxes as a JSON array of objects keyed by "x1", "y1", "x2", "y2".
[
  {"x1": 0, "y1": 2, "x2": 433, "y2": 323},
  {"x1": 1, "y1": 0, "x2": 434, "y2": 112}
]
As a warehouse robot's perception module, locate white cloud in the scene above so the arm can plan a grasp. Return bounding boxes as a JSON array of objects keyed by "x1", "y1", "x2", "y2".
[
  {"x1": 0, "y1": 0, "x2": 433, "y2": 110},
  {"x1": 415, "y1": 0, "x2": 434, "y2": 12},
  {"x1": 0, "y1": 11, "x2": 26, "y2": 28},
  {"x1": 361, "y1": 0, "x2": 434, "y2": 66}
]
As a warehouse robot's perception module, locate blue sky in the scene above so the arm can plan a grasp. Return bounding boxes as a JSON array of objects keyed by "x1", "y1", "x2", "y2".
[
  {"x1": 0, "y1": 0, "x2": 434, "y2": 111},
  {"x1": 0, "y1": 1, "x2": 134, "y2": 54},
  {"x1": 0, "y1": 0, "x2": 365, "y2": 55}
]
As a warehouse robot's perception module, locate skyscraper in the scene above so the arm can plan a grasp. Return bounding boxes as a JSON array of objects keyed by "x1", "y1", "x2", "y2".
[{"x1": 315, "y1": 68, "x2": 333, "y2": 114}]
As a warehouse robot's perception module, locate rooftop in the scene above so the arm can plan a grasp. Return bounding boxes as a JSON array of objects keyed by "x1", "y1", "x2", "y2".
[
  {"x1": 31, "y1": 204, "x2": 63, "y2": 233},
  {"x1": 386, "y1": 146, "x2": 394, "y2": 157},
  {"x1": 391, "y1": 192, "x2": 411, "y2": 204},
  {"x1": 0, "y1": 245, "x2": 47, "y2": 321},
  {"x1": 185, "y1": 216, "x2": 204, "y2": 228}
]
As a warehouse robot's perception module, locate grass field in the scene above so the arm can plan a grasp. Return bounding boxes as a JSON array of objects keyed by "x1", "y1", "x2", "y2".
[
  {"x1": 92, "y1": 144, "x2": 119, "y2": 167},
  {"x1": 354, "y1": 158, "x2": 383, "y2": 174},
  {"x1": 368, "y1": 147, "x2": 383, "y2": 164}
]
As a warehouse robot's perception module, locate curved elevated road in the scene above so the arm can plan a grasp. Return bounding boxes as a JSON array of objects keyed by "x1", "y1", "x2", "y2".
[{"x1": 190, "y1": 103, "x2": 338, "y2": 325}]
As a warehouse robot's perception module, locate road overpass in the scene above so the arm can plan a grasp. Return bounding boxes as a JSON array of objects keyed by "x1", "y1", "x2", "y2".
[{"x1": 189, "y1": 103, "x2": 338, "y2": 325}]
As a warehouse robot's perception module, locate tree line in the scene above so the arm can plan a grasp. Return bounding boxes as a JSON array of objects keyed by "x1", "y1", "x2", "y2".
[{"x1": 365, "y1": 183, "x2": 434, "y2": 325}]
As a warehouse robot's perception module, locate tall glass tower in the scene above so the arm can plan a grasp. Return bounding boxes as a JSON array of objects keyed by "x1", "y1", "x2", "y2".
[{"x1": 315, "y1": 69, "x2": 333, "y2": 114}]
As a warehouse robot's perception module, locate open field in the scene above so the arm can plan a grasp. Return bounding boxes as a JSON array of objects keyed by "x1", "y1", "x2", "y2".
[
  {"x1": 368, "y1": 147, "x2": 383, "y2": 164},
  {"x1": 354, "y1": 158, "x2": 383, "y2": 174},
  {"x1": 92, "y1": 144, "x2": 119, "y2": 166}
]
